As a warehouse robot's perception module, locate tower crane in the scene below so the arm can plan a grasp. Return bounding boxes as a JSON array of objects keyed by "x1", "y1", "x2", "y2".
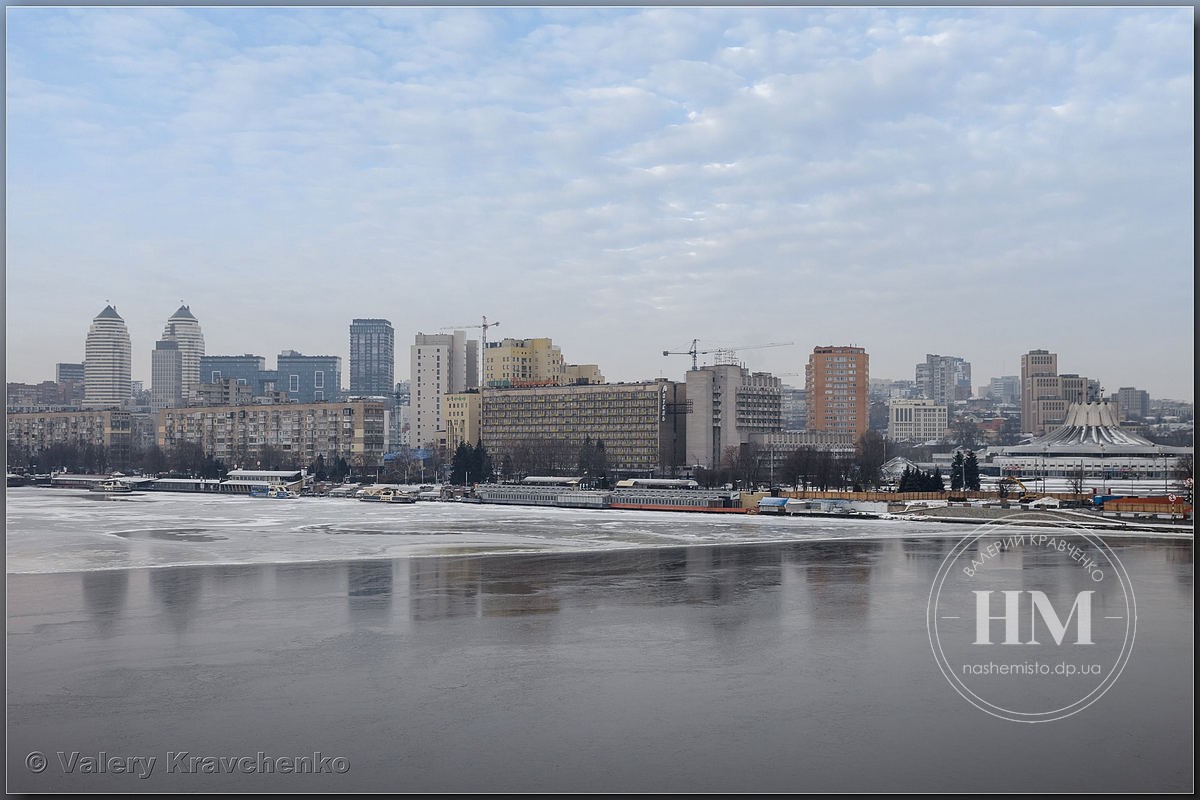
[
  {"x1": 664, "y1": 340, "x2": 795, "y2": 370},
  {"x1": 662, "y1": 339, "x2": 716, "y2": 371},
  {"x1": 441, "y1": 316, "x2": 500, "y2": 387}
]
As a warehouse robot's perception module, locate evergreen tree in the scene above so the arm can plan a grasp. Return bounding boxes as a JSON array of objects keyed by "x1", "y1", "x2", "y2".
[
  {"x1": 950, "y1": 452, "x2": 965, "y2": 491},
  {"x1": 931, "y1": 466, "x2": 945, "y2": 492},
  {"x1": 964, "y1": 451, "x2": 981, "y2": 491},
  {"x1": 450, "y1": 442, "x2": 472, "y2": 485}
]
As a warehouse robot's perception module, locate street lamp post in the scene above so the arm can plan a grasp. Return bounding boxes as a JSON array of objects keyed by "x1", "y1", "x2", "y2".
[
  {"x1": 1043, "y1": 447, "x2": 1048, "y2": 495},
  {"x1": 1099, "y1": 443, "x2": 1106, "y2": 495}
]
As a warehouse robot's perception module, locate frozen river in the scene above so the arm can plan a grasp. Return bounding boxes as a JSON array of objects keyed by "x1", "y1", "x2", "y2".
[
  {"x1": 6, "y1": 488, "x2": 1194, "y2": 792},
  {"x1": 5, "y1": 487, "x2": 984, "y2": 574}
]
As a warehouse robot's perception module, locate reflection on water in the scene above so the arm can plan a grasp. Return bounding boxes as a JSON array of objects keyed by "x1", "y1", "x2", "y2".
[
  {"x1": 7, "y1": 535, "x2": 1189, "y2": 793},
  {"x1": 81, "y1": 570, "x2": 128, "y2": 636},
  {"x1": 148, "y1": 567, "x2": 203, "y2": 633},
  {"x1": 348, "y1": 560, "x2": 394, "y2": 619}
]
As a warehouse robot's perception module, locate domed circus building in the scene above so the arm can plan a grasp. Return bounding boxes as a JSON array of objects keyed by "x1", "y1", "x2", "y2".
[{"x1": 994, "y1": 401, "x2": 1192, "y2": 495}]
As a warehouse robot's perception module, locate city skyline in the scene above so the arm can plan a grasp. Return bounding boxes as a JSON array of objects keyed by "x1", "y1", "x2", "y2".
[
  {"x1": 5, "y1": 7, "x2": 1194, "y2": 400},
  {"x1": 7, "y1": 300, "x2": 1194, "y2": 404}
]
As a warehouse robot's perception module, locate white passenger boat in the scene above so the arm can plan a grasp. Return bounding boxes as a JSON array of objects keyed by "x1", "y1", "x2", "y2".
[{"x1": 89, "y1": 479, "x2": 132, "y2": 494}]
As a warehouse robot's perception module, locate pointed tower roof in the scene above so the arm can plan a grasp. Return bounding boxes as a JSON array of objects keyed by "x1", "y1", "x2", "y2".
[
  {"x1": 170, "y1": 304, "x2": 196, "y2": 320},
  {"x1": 96, "y1": 305, "x2": 123, "y2": 320}
]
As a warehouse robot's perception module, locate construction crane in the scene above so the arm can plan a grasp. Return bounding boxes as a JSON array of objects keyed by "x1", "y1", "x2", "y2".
[
  {"x1": 662, "y1": 339, "x2": 716, "y2": 371},
  {"x1": 441, "y1": 316, "x2": 500, "y2": 386},
  {"x1": 664, "y1": 340, "x2": 795, "y2": 370}
]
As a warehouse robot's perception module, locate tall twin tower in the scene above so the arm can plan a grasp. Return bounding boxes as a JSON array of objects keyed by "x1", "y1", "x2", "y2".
[
  {"x1": 81, "y1": 303, "x2": 205, "y2": 410},
  {"x1": 152, "y1": 304, "x2": 205, "y2": 410}
]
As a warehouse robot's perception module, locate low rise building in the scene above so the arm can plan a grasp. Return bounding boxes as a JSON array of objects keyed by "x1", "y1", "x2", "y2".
[
  {"x1": 888, "y1": 398, "x2": 949, "y2": 442},
  {"x1": 157, "y1": 400, "x2": 385, "y2": 471},
  {"x1": 6, "y1": 409, "x2": 132, "y2": 464}
]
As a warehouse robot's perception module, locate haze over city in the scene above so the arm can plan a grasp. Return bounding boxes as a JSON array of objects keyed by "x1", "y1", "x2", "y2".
[{"x1": 5, "y1": 6, "x2": 1194, "y2": 399}]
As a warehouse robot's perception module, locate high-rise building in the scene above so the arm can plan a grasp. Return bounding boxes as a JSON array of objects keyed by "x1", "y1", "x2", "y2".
[
  {"x1": 915, "y1": 354, "x2": 972, "y2": 405},
  {"x1": 276, "y1": 350, "x2": 341, "y2": 404},
  {"x1": 83, "y1": 305, "x2": 132, "y2": 409},
  {"x1": 1020, "y1": 349, "x2": 1058, "y2": 434},
  {"x1": 987, "y1": 376, "x2": 1021, "y2": 405},
  {"x1": 159, "y1": 305, "x2": 205, "y2": 404},
  {"x1": 805, "y1": 345, "x2": 869, "y2": 440},
  {"x1": 684, "y1": 363, "x2": 782, "y2": 469},
  {"x1": 1019, "y1": 350, "x2": 1096, "y2": 435},
  {"x1": 349, "y1": 319, "x2": 395, "y2": 396},
  {"x1": 781, "y1": 384, "x2": 807, "y2": 431},
  {"x1": 1112, "y1": 387, "x2": 1151, "y2": 421},
  {"x1": 151, "y1": 339, "x2": 182, "y2": 411},
  {"x1": 411, "y1": 332, "x2": 478, "y2": 450}
]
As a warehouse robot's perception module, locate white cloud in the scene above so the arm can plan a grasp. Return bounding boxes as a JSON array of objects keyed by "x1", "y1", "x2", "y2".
[{"x1": 4, "y1": 7, "x2": 1193, "y2": 398}]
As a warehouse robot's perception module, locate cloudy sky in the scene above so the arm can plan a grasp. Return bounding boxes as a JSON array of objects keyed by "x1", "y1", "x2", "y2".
[{"x1": 5, "y1": 6, "x2": 1194, "y2": 399}]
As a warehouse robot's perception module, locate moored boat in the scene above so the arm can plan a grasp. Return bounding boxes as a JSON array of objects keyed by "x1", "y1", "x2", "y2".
[
  {"x1": 359, "y1": 486, "x2": 416, "y2": 504},
  {"x1": 249, "y1": 483, "x2": 300, "y2": 499},
  {"x1": 89, "y1": 479, "x2": 132, "y2": 494}
]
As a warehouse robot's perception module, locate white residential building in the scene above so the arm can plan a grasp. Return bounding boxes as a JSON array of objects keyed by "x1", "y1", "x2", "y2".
[
  {"x1": 83, "y1": 305, "x2": 132, "y2": 409},
  {"x1": 410, "y1": 331, "x2": 478, "y2": 451}
]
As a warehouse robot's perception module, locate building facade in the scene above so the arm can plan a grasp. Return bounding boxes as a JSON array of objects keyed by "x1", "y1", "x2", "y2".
[
  {"x1": 805, "y1": 345, "x2": 869, "y2": 440},
  {"x1": 781, "y1": 384, "x2": 807, "y2": 431},
  {"x1": 158, "y1": 400, "x2": 386, "y2": 470},
  {"x1": 56, "y1": 363, "x2": 85, "y2": 384},
  {"x1": 1113, "y1": 387, "x2": 1151, "y2": 421},
  {"x1": 83, "y1": 305, "x2": 132, "y2": 409},
  {"x1": 150, "y1": 339, "x2": 182, "y2": 411},
  {"x1": 563, "y1": 364, "x2": 605, "y2": 385},
  {"x1": 442, "y1": 391, "x2": 482, "y2": 450},
  {"x1": 1020, "y1": 350, "x2": 1098, "y2": 436},
  {"x1": 484, "y1": 337, "x2": 565, "y2": 388},
  {"x1": 749, "y1": 430, "x2": 857, "y2": 482},
  {"x1": 198, "y1": 354, "x2": 278, "y2": 398},
  {"x1": 7, "y1": 409, "x2": 132, "y2": 464},
  {"x1": 481, "y1": 380, "x2": 687, "y2": 476},
  {"x1": 915, "y1": 353, "x2": 972, "y2": 404},
  {"x1": 987, "y1": 376, "x2": 1021, "y2": 405},
  {"x1": 195, "y1": 378, "x2": 254, "y2": 407},
  {"x1": 887, "y1": 398, "x2": 949, "y2": 442},
  {"x1": 684, "y1": 364, "x2": 782, "y2": 469},
  {"x1": 276, "y1": 351, "x2": 341, "y2": 404},
  {"x1": 411, "y1": 332, "x2": 478, "y2": 450},
  {"x1": 160, "y1": 305, "x2": 205, "y2": 404},
  {"x1": 349, "y1": 318, "x2": 395, "y2": 396}
]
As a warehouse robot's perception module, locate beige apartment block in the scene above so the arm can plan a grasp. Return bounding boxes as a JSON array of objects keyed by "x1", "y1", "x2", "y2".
[
  {"x1": 7, "y1": 409, "x2": 132, "y2": 463},
  {"x1": 158, "y1": 400, "x2": 386, "y2": 470}
]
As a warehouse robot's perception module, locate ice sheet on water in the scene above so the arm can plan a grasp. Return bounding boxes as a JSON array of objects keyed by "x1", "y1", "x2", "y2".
[{"x1": 6, "y1": 487, "x2": 956, "y2": 574}]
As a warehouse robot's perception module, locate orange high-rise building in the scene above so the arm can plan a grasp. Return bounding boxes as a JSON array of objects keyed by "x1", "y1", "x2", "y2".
[{"x1": 805, "y1": 345, "x2": 869, "y2": 440}]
